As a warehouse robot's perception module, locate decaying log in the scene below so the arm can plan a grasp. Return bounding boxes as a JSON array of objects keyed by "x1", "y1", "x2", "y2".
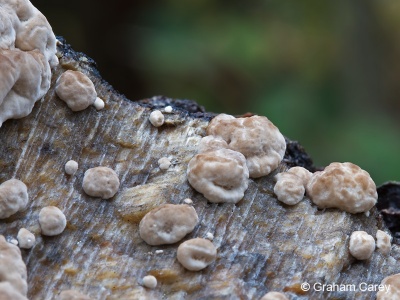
[{"x1": 0, "y1": 39, "x2": 399, "y2": 300}]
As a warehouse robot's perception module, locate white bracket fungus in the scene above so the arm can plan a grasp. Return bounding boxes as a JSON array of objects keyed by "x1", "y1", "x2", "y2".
[
  {"x1": 177, "y1": 238, "x2": 217, "y2": 271},
  {"x1": 198, "y1": 136, "x2": 229, "y2": 154},
  {"x1": 187, "y1": 148, "x2": 249, "y2": 203},
  {"x1": 139, "y1": 204, "x2": 198, "y2": 246},
  {"x1": 260, "y1": 291, "x2": 289, "y2": 300},
  {"x1": 349, "y1": 231, "x2": 375, "y2": 260},
  {"x1": 206, "y1": 114, "x2": 286, "y2": 178},
  {"x1": 0, "y1": 0, "x2": 58, "y2": 127},
  {"x1": 0, "y1": 179, "x2": 28, "y2": 219},
  {"x1": 306, "y1": 162, "x2": 377, "y2": 214},
  {"x1": 17, "y1": 228, "x2": 35, "y2": 249},
  {"x1": 142, "y1": 275, "x2": 157, "y2": 289},
  {"x1": 39, "y1": 206, "x2": 67, "y2": 236},
  {"x1": 376, "y1": 273, "x2": 400, "y2": 300},
  {"x1": 82, "y1": 167, "x2": 120, "y2": 199},
  {"x1": 0, "y1": 282, "x2": 28, "y2": 300},
  {"x1": 287, "y1": 166, "x2": 313, "y2": 186},
  {"x1": 376, "y1": 230, "x2": 392, "y2": 256},
  {"x1": 0, "y1": 235, "x2": 28, "y2": 298},
  {"x1": 64, "y1": 160, "x2": 79, "y2": 176},
  {"x1": 274, "y1": 172, "x2": 305, "y2": 205},
  {"x1": 55, "y1": 70, "x2": 97, "y2": 111},
  {"x1": 149, "y1": 110, "x2": 165, "y2": 127}
]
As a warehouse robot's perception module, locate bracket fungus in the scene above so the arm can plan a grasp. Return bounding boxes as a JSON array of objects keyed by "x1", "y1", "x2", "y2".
[
  {"x1": 0, "y1": 179, "x2": 28, "y2": 219},
  {"x1": 176, "y1": 238, "x2": 217, "y2": 271},
  {"x1": 0, "y1": 235, "x2": 28, "y2": 298},
  {"x1": 206, "y1": 114, "x2": 286, "y2": 178},
  {"x1": 274, "y1": 172, "x2": 305, "y2": 205},
  {"x1": 82, "y1": 166, "x2": 120, "y2": 199},
  {"x1": 306, "y1": 162, "x2": 377, "y2": 214},
  {"x1": 287, "y1": 166, "x2": 313, "y2": 186},
  {"x1": 139, "y1": 204, "x2": 198, "y2": 246},
  {"x1": 187, "y1": 148, "x2": 249, "y2": 203},
  {"x1": 39, "y1": 206, "x2": 67, "y2": 236},
  {"x1": 349, "y1": 231, "x2": 375, "y2": 260},
  {"x1": 55, "y1": 70, "x2": 97, "y2": 111},
  {"x1": 0, "y1": 0, "x2": 57, "y2": 127}
]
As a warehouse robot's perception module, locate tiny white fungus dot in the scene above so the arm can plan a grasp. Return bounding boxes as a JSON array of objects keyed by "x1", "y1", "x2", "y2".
[
  {"x1": 149, "y1": 110, "x2": 164, "y2": 127},
  {"x1": 183, "y1": 198, "x2": 193, "y2": 205},
  {"x1": 158, "y1": 157, "x2": 171, "y2": 170},
  {"x1": 10, "y1": 239, "x2": 18, "y2": 246},
  {"x1": 17, "y1": 228, "x2": 35, "y2": 249},
  {"x1": 155, "y1": 250, "x2": 164, "y2": 254},
  {"x1": 205, "y1": 232, "x2": 214, "y2": 241},
  {"x1": 65, "y1": 160, "x2": 78, "y2": 175},
  {"x1": 142, "y1": 275, "x2": 157, "y2": 289},
  {"x1": 164, "y1": 106, "x2": 173, "y2": 113},
  {"x1": 94, "y1": 97, "x2": 105, "y2": 110}
]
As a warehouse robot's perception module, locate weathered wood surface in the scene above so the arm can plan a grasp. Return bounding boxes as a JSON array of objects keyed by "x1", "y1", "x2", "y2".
[{"x1": 0, "y1": 40, "x2": 399, "y2": 300}]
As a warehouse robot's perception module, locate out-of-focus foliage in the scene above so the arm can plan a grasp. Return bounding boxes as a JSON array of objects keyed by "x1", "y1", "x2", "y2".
[{"x1": 35, "y1": 0, "x2": 400, "y2": 185}]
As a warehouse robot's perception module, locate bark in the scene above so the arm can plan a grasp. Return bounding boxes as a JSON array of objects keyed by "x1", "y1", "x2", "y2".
[{"x1": 0, "y1": 38, "x2": 398, "y2": 300}]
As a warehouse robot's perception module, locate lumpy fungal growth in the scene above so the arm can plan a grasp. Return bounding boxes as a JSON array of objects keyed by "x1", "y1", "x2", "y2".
[
  {"x1": 0, "y1": 235, "x2": 28, "y2": 298},
  {"x1": 82, "y1": 167, "x2": 120, "y2": 199},
  {"x1": 39, "y1": 206, "x2": 67, "y2": 236},
  {"x1": 274, "y1": 172, "x2": 305, "y2": 205},
  {"x1": 55, "y1": 70, "x2": 97, "y2": 111},
  {"x1": 206, "y1": 114, "x2": 286, "y2": 178},
  {"x1": 187, "y1": 148, "x2": 249, "y2": 203},
  {"x1": 65, "y1": 160, "x2": 78, "y2": 176},
  {"x1": 149, "y1": 110, "x2": 164, "y2": 127},
  {"x1": 158, "y1": 157, "x2": 171, "y2": 170},
  {"x1": 0, "y1": 179, "x2": 29, "y2": 219},
  {"x1": 139, "y1": 204, "x2": 198, "y2": 246},
  {"x1": 287, "y1": 166, "x2": 313, "y2": 186},
  {"x1": 0, "y1": 282, "x2": 28, "y2": 300},
  {"x1": 142, "y1": 275, "x2": 157, "y2": 289},
  {"x1": 177, "y1": 238, "x2": 217, "y2": 271},
  {"x1": 376, "y1": 273, "x2": 400, "y2": 300},
  {"x1": 376, "y1": 230, "x2": 392, "y2": 256},
  {"x1": 349, "y1": 231, "x2": 375, "y2": 260},
  {"x1": 260, "y1": 292, "x2": 289, "y2": 300},
  {"x1": 93, "y1": 97, "x2": 105, "y2": 110},
  {"x1": 17, "y1": 228, "x2": 35, "y2": 249},
  {"x1": 306, "y1": 162, "x2": 377, "y2": 213}
]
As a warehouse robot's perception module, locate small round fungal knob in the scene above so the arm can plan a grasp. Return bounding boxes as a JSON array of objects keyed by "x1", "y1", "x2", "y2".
[{"x1": 177, "y1": 238, "x2": 217, "y2": 271}]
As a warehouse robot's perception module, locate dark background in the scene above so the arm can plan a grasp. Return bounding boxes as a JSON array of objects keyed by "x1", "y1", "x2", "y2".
[{"x1": 33, "y1": 0, "x2": 400, "y2": 185}]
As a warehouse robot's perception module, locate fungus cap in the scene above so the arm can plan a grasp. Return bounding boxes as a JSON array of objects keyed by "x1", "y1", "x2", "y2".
[
  {"x1": 306, "y1": 162, "x2": 377, "y2": 213},
  {"x1": 0, "y1": 235, "x2": 27, "y2": 297},
  {"x1": 0, "y1": 282, "x2": 28, "y2": 300},
  {"x1": 93, "y1": 97, "x2": 105, "y2": 110},
  {"x1": 139, "y1": 204, "x2": 198, "y2": 246},
  {"x1": 376, "y1": 230, "x2": 392, "y2": 256},
  {"x1": 198, "y1": 136, "x2": 228, "y2": 153},
  {"x1": 65, "y1": 160, "x2": 78, "y2": 176},
  {"x1": 59, "y1": 289, "x2": 93, "y2": 300},
  {"x1": 260, "y1": 291, "x2": 289, "y2": 300},
  {"x1": 164, "y1": 105, "x2": 173, "y2": 113},
  {"x1": 0, "y1": 49, "x2": 51, "y2": 127},
  {"x1": 17, "y1": 228, "x2": 35, "y2": 249},
  {"x1": 349, "y1": 231, "x2": 375, "y2": 260},
  {"x1": 39, "y1": 206, "x2": 67, "y2": 236},
  {"x1": 206, "y1": 114, "x2": 286, "y2": 178},
  {"x1": 376, "y1": 273, "x2": 400, "y2": 300},
  {"x1": 287, "y1": 166, "x2": 313, "y2": 186},
  {"x1": 177, "y1": 238, "x2": 217, "y2": 271},
  {"x1": 82, "y1": 167, "x2": 120, "y2": 199},
  {"x1": 274, "y1": 173, "x2": 305, "y2": 205},
  {"x1": 142, "y1": 275, "x2": 157, "y2": 289},
  {"x1": 55, "y1": 70, "x2": 97, "y2": 111},
  {"x1": 149, "y1": 110, "x2": 164, "y2": 127},
  {"x1": 0, "y1": 179, "x2": 28, "y2": 219},
  {"x1": 187, "y1": 148, "x2": 249, "y2": 203}
]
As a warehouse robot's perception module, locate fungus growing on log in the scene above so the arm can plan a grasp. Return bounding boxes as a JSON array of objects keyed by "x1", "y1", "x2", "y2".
[
  {"x1": 177, "y1": 238, "x2": 217, "y2": 271},
  {"x1": 0, "y1": 179, "x2": 28, "y2": 219}
]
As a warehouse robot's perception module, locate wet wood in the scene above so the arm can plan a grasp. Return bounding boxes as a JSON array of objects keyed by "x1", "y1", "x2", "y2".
[{"x1": 0, "y1": 39, "x2": 398, "y2": 300}]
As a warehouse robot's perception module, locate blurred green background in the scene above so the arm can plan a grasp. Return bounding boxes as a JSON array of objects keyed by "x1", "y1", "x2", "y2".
[{"x1": 33, "y1": 0, "x2": 400, "y2": 185}]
